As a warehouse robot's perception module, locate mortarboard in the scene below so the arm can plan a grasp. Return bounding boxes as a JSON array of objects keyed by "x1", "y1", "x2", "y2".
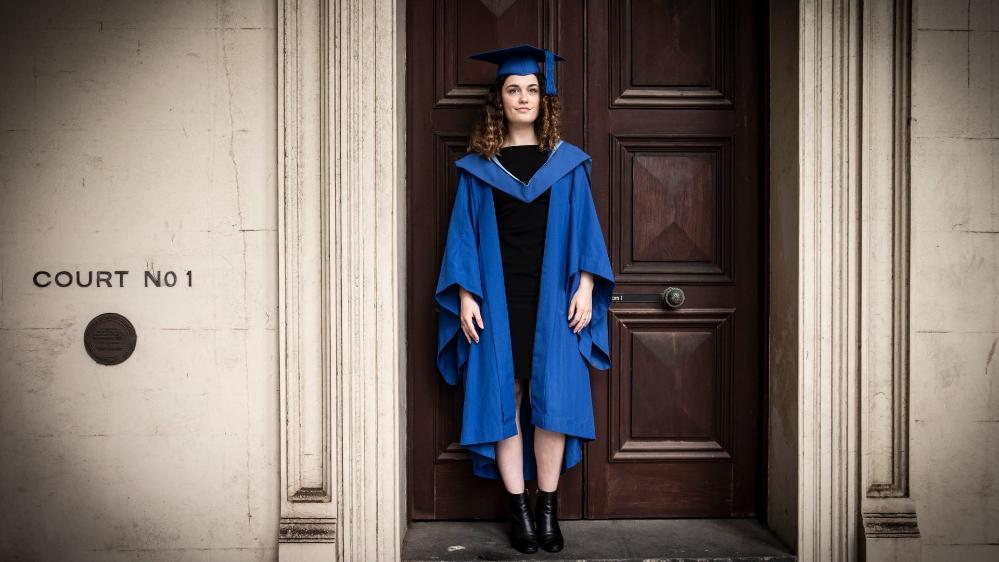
[{"x1": 468, "y1": 43, "x2": 566, "y2": 96}]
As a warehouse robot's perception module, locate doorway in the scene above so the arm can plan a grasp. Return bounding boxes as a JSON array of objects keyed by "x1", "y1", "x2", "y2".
[{"x1": 407, "y1": 0, "x2": 768, "y2": 521}]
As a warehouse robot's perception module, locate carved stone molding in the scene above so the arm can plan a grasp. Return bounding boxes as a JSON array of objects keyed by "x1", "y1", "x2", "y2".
[
  {"x1": 862, "y1": 509, "x2": 919, "y2": 538},
  {"x1": 799, "y1": 0, "x2": 919, "y2": 559},
  {"x1": 279, "y1": 518, "x2": 337, "y2": 543},
  {"x1": 859, "y1": 0, "x2": 920, "y2": 552},
  {"x1": 278, "y1": 0, "x2": 335, "y2": 532},
  {"x1": 278, "y1": 0, "x2": 406, "y2": 558},
  {"x1": 329, "y1": 0, "x2": 406, "y2": 557},
  {"x1": 861, "y1": 0, "x2": 914, "y2": 504},
  {"x1": 798, "y1": 0, "x2": 862, "y2": 559}
]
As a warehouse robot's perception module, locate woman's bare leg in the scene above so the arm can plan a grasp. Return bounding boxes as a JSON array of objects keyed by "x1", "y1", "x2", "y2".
[
  {"x1": 496, "y1": 378, "x2": 526, "y2": 493},
  {"x1": 534, "y1": 425, "x2": 566, "y2": 492}
]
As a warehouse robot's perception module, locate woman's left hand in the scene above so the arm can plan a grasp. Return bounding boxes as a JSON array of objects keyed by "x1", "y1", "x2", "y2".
[{"x1": 568, "y1": 272, "x2": 594, "y2": 334}]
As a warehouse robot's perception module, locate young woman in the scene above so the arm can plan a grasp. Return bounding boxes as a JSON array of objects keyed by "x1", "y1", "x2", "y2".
[{"x1": 434, "y1": 44, "x2": 615, "y2": 554}]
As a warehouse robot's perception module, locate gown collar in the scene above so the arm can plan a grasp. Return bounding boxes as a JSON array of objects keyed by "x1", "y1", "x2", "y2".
[{"x1": 455, "y1": 140, "x2": 590, "y2": 203}]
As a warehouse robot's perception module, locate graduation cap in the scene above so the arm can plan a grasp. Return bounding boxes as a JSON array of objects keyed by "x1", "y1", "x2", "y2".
[{"x1": 468, "y1": 43, "x2": 566, "y2": 96}]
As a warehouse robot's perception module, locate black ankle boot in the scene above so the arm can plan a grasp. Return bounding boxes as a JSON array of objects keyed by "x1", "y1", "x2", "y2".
[
  {"x1": 535, "y1": 489, "x2": 564, "y2": 552},
  {"x1": 507, "y1": 490, "x2": 539, "y2": 553}
]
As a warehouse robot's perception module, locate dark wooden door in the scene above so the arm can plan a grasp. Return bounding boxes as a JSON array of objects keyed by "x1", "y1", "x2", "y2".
[
  {"x1": 408, "y1": 0, "x2": 766, "y2": 520},
  {"x1": 584, "y1": 0, "x2": 765, "y2": 518}
]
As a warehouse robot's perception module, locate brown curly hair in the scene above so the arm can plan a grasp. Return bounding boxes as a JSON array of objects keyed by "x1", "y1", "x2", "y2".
[{"x1": 467, "y1": 73, "x2": 562, "y2": 159}]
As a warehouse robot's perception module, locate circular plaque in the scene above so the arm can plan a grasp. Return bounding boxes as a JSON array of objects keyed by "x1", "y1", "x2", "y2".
[{"x1": 84, "y1": 313, "x2": 137, "y2": 365}]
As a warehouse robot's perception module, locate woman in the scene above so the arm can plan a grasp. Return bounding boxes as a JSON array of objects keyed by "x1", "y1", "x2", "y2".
[{"x1": 434, "y1": 43, "x2": 615, "y2": 554}]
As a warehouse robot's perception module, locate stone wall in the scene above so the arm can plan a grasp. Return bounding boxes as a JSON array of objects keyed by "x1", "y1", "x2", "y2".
[
  {"x1": 910, "y1": 0, "x2": 999, "y2": 560},
  {"x1": 0, "y1": 1, "x2": 279, "y2": 560}
]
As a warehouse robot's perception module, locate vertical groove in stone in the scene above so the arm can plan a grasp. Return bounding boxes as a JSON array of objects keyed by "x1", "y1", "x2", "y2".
[
  {"x1": 858, "y1": 0, "x2": 920, "y2": 551},
  {"x1": 278, "y1": 0, "x2": 340, "y2": 549},
  {"x1": 332, "y1": 0, "x2": 404, "y2": 560},
  {"x1": 799, "y1": 0, "x2": 863, "y2": 559}
]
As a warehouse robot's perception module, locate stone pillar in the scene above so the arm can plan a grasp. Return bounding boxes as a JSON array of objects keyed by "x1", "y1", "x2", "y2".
[
  {"x1": 798, "y1": 0, "x2": 920, "y2": 559},
  {"x1": 797, "y1": 1, "x2": 862, "y2": 558},
  {"x1": 277, "y1": 0, "x2": 406, "y2": 559},
  {"x1": 858, "y1": 0, "x2": 921, "y2": 559}
]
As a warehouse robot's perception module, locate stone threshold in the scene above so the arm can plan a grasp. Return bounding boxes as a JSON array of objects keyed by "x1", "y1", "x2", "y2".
[{"x1": 402, "y1": 518, "x2": 796, "y2": 561}]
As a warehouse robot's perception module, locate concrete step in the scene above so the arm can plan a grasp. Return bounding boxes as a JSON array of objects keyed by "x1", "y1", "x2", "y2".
[{"x1": 402, "y1": 518, "x2": 796, "y2": 561}]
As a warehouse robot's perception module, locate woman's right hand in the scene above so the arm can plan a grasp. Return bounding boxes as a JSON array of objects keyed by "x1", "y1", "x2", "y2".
[{"x1": 458, "y1": 287, "x2": 484, "y2": 344}]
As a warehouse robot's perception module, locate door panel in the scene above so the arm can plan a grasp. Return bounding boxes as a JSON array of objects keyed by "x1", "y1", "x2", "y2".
[
  {"x1": 615, "y1": 137, "x2": 733, "y2": 279},
  {"x1": 585, "y1": 0, "x2": 763, "y2": 518}
]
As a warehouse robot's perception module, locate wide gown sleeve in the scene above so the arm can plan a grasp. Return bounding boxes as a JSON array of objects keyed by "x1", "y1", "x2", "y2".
[
  {"x1": 434, "y1": 171, "x2": 483, "y2": 386},
  {"x1": 567, "y1": 162, "x2": 616, "y2": 371}
]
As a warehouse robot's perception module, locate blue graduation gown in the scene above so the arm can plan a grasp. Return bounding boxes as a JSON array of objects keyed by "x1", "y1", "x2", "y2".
[{"x1": 434, "y1": 139, "x2": 615, "y2": 480}]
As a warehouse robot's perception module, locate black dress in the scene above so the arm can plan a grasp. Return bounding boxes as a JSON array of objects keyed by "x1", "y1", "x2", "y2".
[{"x1": 492, "y1": 144, "x2": 550, "y2": 380}]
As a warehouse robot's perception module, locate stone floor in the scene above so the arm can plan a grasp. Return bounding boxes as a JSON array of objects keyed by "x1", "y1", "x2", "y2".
[{"x1": 402, "y1": 518, "x2": 796, "y2": 561}]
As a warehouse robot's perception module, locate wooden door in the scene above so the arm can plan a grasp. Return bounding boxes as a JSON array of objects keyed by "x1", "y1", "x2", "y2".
[
  {"x1": 584, "y1": 0, "x2": 765, "y2": 518},
  {"x1": 408, "y1": 0, "x2": 766, "y2": 520}
]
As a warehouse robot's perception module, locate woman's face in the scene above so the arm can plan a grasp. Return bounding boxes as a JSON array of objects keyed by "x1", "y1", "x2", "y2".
[{"x1": 500, "y1": 74, "x2": 541, "y2": 126}]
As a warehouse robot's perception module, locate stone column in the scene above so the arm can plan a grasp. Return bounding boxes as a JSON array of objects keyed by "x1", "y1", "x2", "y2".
[
  {"x1": 858, "y1": 0, "x2": 921, "y2": 559},
  {"x1": 277, "y1": 0, "x2": 406, "y2": 559},
  {"x1": 798, "y1": 0, "x2": 920, "y2": 559},
  {"x1": 797, "y1": 0, "x2": 862, "y2": 557}
]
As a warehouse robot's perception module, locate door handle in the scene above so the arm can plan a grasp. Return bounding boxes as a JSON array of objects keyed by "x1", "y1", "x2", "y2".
[{"x1": 611, "y1": 286, "x2": 685, "y2": 309}]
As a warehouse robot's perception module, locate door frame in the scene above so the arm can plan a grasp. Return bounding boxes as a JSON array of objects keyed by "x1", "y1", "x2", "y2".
[{"x1": 273, "y1": 0, "x2": 921, "y2": 560}]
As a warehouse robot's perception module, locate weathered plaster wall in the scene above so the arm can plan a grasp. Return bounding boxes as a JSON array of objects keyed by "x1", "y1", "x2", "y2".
[
  {"x1": 0, "y1": 1, "x2": 279, "y2": 560},
  {"x1": 910, "y1": 0, "x2": 999, "y2": 559}
]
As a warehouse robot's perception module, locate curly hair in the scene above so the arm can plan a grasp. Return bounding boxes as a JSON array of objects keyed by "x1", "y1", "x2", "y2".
[{"x1": 467, "y1": 73, "x2": 562, "y2": 159}]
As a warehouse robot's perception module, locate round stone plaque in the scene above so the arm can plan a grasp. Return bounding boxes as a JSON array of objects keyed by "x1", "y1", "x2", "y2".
[{"x1": 84, "y1": 313, "x2": 137, "y2": 365}]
